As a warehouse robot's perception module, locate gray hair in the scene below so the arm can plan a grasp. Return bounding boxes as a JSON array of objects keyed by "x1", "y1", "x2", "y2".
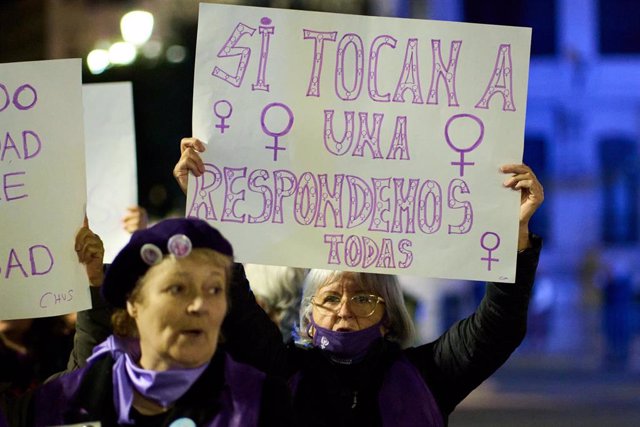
[
  {"x1": 297, "y1": 270, "x2": 416, "y2": 348},
  {"x1": 244, "y1": 264, "x2": 308, "y2": 339}
]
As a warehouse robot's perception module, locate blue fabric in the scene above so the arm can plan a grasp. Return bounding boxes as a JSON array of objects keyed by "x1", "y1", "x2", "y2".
[{"x1": 378, "y1": 354, "x2": 443, "y2": 427}]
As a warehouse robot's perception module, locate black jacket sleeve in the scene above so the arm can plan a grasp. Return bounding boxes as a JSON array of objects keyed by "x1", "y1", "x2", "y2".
[
  {"x1": 222, "y1": 263, "x2": 293, "y2": 378},
  {"x1": 405, "y1": 235, "x2": 542, "y2": 416},
  {"x1": 66, "y1": 285, "x2": 113, "y2": 371}
]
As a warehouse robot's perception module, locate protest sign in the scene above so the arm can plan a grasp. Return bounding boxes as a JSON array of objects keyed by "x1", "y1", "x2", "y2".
[
  {"x1": 0, "y1": 59, "x2": 90, "y2": 319},
  {"x1": 189, "y1": 4, "x2": 531, "y2": 282},
  {"x1": 83, "y1": 82, "x2": 138, "y2": 263}
]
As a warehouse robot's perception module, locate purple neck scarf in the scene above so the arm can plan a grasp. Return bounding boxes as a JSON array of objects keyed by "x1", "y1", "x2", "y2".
[
  {"x1": 310, "y1": 316, "x2": 383, "y2": 364},
  {"x1": 288, "y1": 348, "x2": 444, "y2": 427},
  {"x1": 379, "y1": 355, "x2": 444, "y2": 426},
  {"x1": 89, "y1": 335, "x2": 207, "y2": 424}
]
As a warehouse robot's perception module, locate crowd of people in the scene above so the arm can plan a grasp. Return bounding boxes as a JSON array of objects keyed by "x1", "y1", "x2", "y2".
[{"x1": 0, "y1": 129, "x2": 545, "y2": 425}]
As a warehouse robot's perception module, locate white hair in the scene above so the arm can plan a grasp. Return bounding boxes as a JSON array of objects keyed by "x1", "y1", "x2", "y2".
[{"x1": 244, "y1": 264, "x2": 308, "y2": 338}]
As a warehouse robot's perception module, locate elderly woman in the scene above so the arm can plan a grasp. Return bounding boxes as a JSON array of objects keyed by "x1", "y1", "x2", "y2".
[
  {"x1": 172, "y1": 138, "x2": 544, "y2": 426},
  {"x1": 8, "y1": 218, "x2": 291, "y2": 426}
]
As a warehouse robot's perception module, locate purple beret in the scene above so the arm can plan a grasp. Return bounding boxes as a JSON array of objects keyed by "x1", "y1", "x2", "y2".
[{"x1": 102, "y1": 217, "x2": 233, "y2": 308}]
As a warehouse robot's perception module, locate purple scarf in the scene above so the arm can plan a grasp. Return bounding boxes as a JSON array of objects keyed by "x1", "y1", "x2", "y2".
[
  {"x1": 289, "y1": 350, "x2": 444, "y2": 427},
  {"x1": 378, "y1": 354, "x2": 444, "y2": 426},
  {"x1": 89, "y1": 335, "x2": 207, "y2": 423},
  {"x1": 310, "y1": 316, "x2": 383, "y2": 364},
  {"x1": 32, "y1": 337, "x2": 265, "y2": 427}
]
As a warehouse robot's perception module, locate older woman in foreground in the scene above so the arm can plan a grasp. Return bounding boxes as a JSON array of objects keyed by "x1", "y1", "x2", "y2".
[{"x1": 9, "y1": 218, "x2": 291, "y2": 426}]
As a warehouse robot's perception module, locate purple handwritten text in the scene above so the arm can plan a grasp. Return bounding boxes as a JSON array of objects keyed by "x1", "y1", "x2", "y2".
[
  {"x1": 1, "y1": 130, "x2": 43, "y2": 161},
  {"x1": 323, "y1": 110, "x2": 410, "y2": 160},
  {"x1": 2, "y1": 171, "x2": 28, "y2": 203},
  {"x1": 0, "y1": 83, "x2": 38, "y2": 112},
  {"x1": 39, "y1": 289, "x2": 74, "y2": 309},
  {"x1": 475, "y1": 44, "x2": 516, "y2": 111},
  {"x1": 1, "y1": 244, "x2": 54, "y2": 279},
  {"x1": 187, "y1": 163, "x2": 473, "y2": 236},
  {"x1": 252, "y1": 17, "x2": 275, "y2": 92},
  {"x1": 301, "y1": 34, "x2": 474, "y2": 107},
  {"x1": 323, "y1": 233, "x2": 413, "y2": 268},
  {"x1": 212, "y1": 22, "x2": 256, "y2": 87}
]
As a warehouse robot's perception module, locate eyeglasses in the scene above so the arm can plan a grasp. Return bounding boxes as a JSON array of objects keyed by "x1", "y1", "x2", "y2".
[{"x1": 311, "y1": 294, "x2": 385, "y2": 318}]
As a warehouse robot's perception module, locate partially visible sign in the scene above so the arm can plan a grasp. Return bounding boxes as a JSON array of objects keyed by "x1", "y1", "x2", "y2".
[
  {"x1": 83, "y1": 82, "x2": 138, "y2": 263},
  {"x1": 0, "y1": 59, "x2": 90, "y2": 319}
]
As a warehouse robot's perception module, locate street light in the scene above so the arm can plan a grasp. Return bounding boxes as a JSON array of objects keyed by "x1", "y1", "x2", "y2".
[
  {"x1": 120, "y1": 10, "x2": 154, "y2": 46},
  {"x1": 87, "y1": 49, "x2": 110, "y2": 74},
  {"x1": 109, "y1": 42, "x2": 137, "y2": 65}
]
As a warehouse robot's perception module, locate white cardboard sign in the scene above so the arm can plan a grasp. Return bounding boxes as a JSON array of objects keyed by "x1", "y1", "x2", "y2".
[
  {"x1": 189, "y1": 4, "x2": 531, "y2": 282},
  {"x1": 83, "y1": 82, "x2": 138, "y2": 263},
  {"x1": 0, "y1": 59, "x2": 90, "y2": 319}
]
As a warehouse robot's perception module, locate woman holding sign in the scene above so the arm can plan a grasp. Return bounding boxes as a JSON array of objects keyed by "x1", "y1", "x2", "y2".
[
  {"x1": 8, "y1": 218, "x2": 292, "y2": 426},
  {"x1": 171, "y1": 137, "x2": 544, "y2": 426}
]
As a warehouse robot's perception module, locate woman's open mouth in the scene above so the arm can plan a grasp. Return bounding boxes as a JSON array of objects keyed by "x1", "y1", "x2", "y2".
[{"x1": 181, "y1": 329, "x2": 204, "y2": 337}]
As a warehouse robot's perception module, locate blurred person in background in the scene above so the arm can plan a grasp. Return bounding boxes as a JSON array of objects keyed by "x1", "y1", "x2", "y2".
[
  {"x1": 602, "y1": 260, "x2": 634, "y2": 370},
  {"x1": 244, "y1": 264, "x2": 307, "y2": 341},
  {"x1": 122, "y1": 205, "x2": 149, "y2": 234},
  {"x1": 0, "y1": 316, "x2": 75, "y2": 397}
]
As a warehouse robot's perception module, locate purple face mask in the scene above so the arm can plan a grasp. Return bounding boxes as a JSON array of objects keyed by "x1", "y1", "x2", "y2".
[{"x1": 309, "y1": 316, "x2": 383, "y2": 364}]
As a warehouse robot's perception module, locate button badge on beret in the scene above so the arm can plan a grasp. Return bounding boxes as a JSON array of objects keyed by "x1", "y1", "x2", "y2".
[
  {"x1": 168, "y1": 234, "x2": 192, "y2": 258},
  {"x1": 140, "y1": 243, "x2": 163, "y2": 266}
]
